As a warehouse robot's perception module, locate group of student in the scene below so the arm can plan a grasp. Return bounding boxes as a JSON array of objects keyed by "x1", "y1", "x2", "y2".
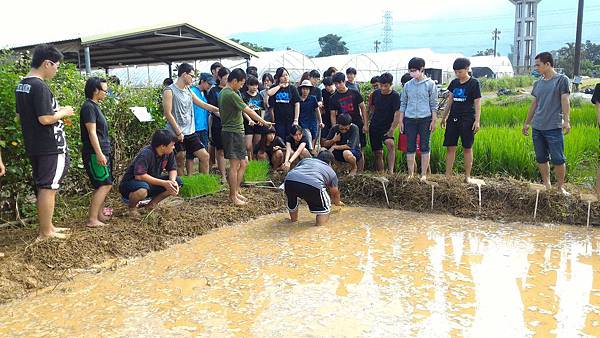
[{"x1": 6, "y1": 43, "x2": 600, "y2": 237}]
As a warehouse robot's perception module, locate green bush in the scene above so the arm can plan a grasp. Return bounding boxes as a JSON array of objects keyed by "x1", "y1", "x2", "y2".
[
  {"x1": 245, "y1": 160, "x2": 270, "y2": 182},
  {"x1": 180, "y1": 174, "x2": 222, "y2": 198},
  {"x1": 478, "y1": 75, "x2": 536, "y2": 92}
]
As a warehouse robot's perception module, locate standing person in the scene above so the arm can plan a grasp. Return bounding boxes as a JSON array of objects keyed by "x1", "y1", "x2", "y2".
[
  {"x1": 163, "y1": 63, "x2": 217, "y2": 176},
  {"x1": 368, "y1": 73, "x2": 400, "y2": 173},
  {"x1": 119, "y1": 130, "x2": 183, "y2": 217},
  {"x1": 399, "y1": 57, "x2": 438, "y2": 181},
  {"x1": 80, "y1": 77, "x2": 113, "y2": 228},
  {"x1": 255, "y1": 128, "x2": 286, "y2": 169},
  {"x1": 322, "y1": 114, "x2": 362, "y2": 176},
  {"x1": 297, "y1": 80, "x2": 323, "y2": 152},
  {"x1": 190, "y1": 73, "x2": 215, "y2": 173},
  {"x1": 241, "y1": 76, "x2": 265, "y2": 160},
  {"x1": 207, "y1": 67, "x2": 230, "y2": 183},
  {"x1": 522, "y1": 52, "x2": 571, "y2": 195},
  {"x1": 284, "y1": 151, "x2": 343, "y2": 226},
  {"x1": 345, "y1": 67, "x2": 359, "y2": 91},
  {"x1": 260, "y1": 73, "x2": 274, "y2": 121},
  {"x1": 0, "y1": 148, "x2": 5, "y2": 176},
  {"x1": 321, "y1": 77, "x2": 336, "y2": 147},
  {"x1": 440, "y1": 58, "x2": 482, "y2": 182},
  {"x1": 15, "y1": 44, "x2": 74, "y2": 240},
  {"x1": 592, "y1": 83, "x2": 600, "y2": 196},
  {"x1": 219, "y1": 68, "x2": 272, "y2": 206},
  {"x1": 308, "y1": 69, "x2": 323, "y2": 104},
  {"x1": 330, "y1": 72, "x2": 368, "y2": 171},
  {"x1": 282, "y1": 125, "x2": 312, "y2": 172},
  {"x1": 267, "y1": 67, "x2": 300, "y2": 139},
  {"x1": 319, "y1": 66, "x2": 338, "y2": 90},
  {"x1": 210, "y1": 62, "x2": 223, "y2": 84}
]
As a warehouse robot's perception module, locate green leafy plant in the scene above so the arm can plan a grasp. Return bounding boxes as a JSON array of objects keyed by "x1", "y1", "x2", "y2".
[
  {"x1": 180, "y1": 174, "x2": 223, "y2": 198},
  {"x1": 245, "y1": 160, "x2": 270, "y2": 182}
]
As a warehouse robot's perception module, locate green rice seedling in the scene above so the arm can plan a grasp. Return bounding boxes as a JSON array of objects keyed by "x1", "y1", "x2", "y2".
[
  {"x1": 180, "y1": 174, "x2": 223, "y2": 198},
  {"x1": 245, "y1": 160, "x2": 270, "y2": 182},
  {"x1": 480, "y1": 103, "x2": 596, "y2": 127}
]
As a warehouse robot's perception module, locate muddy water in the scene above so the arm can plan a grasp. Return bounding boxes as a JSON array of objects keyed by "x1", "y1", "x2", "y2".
[{"x1": 1, "y1": 207, "x2": 600, "y2": 337}]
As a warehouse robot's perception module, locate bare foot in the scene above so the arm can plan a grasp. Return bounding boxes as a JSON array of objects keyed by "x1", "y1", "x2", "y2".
[
  {"x1": 85, "y1": 220, "x2": 107, "y2": 228},
  {"x1": 37, "y1": 231, "x2": 69, "y2": 241},
  {"x1": 231, "y1": 198, "x2": 247, "y2": 206},
  {"x1": 349, "y1": 169, "x2": 357, "y2": 176},
  {"x1": 420, "y1": 175, "x2": 427, "y2": 182},
  {"x1": 407, "y1": 174, "x2": 415, "y2": 180},
  {"x1": 98, "y1": 213, "x2": 111, "y2": 222},
  {"x1": 237, "y1": 193, "x2": 248, "y2": 202},
  {"x1": 53, "y1": 227, "x2": 71, "y2": 233},
  {"x1": 544, "y1": 182, "x2": 552, "y2": 190},
  {"x1": 558, "y1": 187, "x2": 570, "y2": 196}
]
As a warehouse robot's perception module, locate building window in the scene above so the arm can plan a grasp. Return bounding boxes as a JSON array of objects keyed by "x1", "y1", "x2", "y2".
[
  {"x1": 517, "y1": 3, "x2": 523, "y2": 18},
  {"x1": 527, "y1": 2, "x2": 535, "y2": 17},
  {"x1": 526, "y1": 21, "x2": 533, "y2": 36}
]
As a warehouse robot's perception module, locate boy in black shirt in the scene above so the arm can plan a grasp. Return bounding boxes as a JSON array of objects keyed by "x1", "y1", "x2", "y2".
[
  {"x1": 207, "y1": 67, "x2": 229, "y2": 183},
  {"x1": 320, "y1": 77, "x2": 336, "y2": 146},
  {"x1": 369, "y1": 73, "x2": 401, "y2": 173},
  {"x1": 441, "y1": 58, "x2": 482, "y2": 182},
  {"x1": 322, "y1": 113, "x2": 362, "y2": 176},
  {"x1": 330, "y1": 72, "x2": 368, "y2": 172},
  {"x1": 119, "y1": 130, "x2": 183, "y2": 218},
  {"x1": 15, "y1": 44, "x2": 74, "y2": 240}
]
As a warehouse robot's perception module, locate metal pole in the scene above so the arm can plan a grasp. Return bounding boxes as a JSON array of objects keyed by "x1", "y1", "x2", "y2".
[
  {"x1": 168, "y1": 63, "x2": 172, "y2": 78},
  {"x1": 84, "y1": 46, "x2": 92, "y2": 75},
  {"x1": 573, "y1": 0, "x2": 584, "y2": 92}
]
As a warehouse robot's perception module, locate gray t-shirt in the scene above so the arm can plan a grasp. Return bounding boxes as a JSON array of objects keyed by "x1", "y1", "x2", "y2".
[
  {"x1": 165, "y1": 83, "x2": 195, "y2": 136},
  {"x1": 531, "y1": 74, "x2": 570, "y2": 131},
  {"x1": 285, "y1": 158, "x2": 338, "y2": 190}
]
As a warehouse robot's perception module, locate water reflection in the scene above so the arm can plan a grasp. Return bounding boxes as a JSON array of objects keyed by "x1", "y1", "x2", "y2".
[{"x1": 1, "y1": 207, "x2": 599, "y2": 337}]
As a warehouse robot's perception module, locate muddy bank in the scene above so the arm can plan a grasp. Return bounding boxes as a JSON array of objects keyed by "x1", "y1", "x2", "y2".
[
  {"x1": 0, "y1": 174, "x2": 597, "y2": 305},
  {"x1": 339, "y1": 174, "x2": 597, "y2": 225},
  {"x1": 0, "y1": 189, "x2": 285, "y2": 304}
]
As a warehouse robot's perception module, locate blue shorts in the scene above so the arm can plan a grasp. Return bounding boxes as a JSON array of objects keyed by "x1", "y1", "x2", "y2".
[
  {"x1": 119, "y1": 175, "x2": 183, "y2": 199},
  {"x1": 404, "y1": 117, "x2": 432, "y2": 154},
  {"x1": 532, "y1": 128, "x2": 566, "y2": 165},
  {"x1": 332, "y1": 148, "x2": 362, "y2": 163}
]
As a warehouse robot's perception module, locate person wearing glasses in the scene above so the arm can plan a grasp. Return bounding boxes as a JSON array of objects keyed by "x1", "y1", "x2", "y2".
[
  {"x1": 163, "y1": 63, "x2": 219, "y2": 177},
  {"x1": 15, "y1": 44, "x2": 74, "y2": 240},
  {"x1": 80, "y1": 77, "x2": 113, "y2": 228}
]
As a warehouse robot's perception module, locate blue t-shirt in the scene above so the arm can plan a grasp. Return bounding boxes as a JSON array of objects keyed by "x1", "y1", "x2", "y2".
[
  {"x1": 299, "y1": 95, "x2": 319, "y2": 128},
  {"x1": 190, "y1": 86, "x2": 209, "y2": 132}
]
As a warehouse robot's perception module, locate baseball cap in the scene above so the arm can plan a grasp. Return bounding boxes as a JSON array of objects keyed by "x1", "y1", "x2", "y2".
[{"x1": 199, "y1": 72, "x2": 216, "y2": 85}]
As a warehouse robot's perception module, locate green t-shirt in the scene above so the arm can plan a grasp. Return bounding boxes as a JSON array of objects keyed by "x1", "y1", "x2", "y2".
[{"x1": 218, "y1": 87, "x2": 247, "y2": 134}]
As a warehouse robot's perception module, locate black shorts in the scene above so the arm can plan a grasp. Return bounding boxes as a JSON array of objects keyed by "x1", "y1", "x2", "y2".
[
  {"x1": 369, "y1": 127, "x2": 394, "y2": 151},
  {"x1": 175, "y1": 133, "x2": 206, "y2": 160},
  {"x1": 222, "y1": 131, "x2": 247, "y2": 160},
  {"x1": 83, "y1": 152, "x2": 114, "y2": 189},
  {"x1": 210, "y1": 125, "x2": 223, "y2": 150},
  {"x1": 443, "y1": 115, "x2": 475, "y2": 149},
  {"x1": 284, "y1": 180, "x2": 331, "y2": 215},
  {"x1": 332, "y1": 149, "x2": 362, "y2": 163},
  {"x1": 243, "y1": 119, "x2": 255, "y2": 135},
  {"x1": 30, "y1": 153, "x2": 70, "y2": 190}
]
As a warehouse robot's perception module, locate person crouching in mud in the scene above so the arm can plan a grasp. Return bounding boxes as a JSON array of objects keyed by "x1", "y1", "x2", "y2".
[{"x1": 283, "y1": 150, "x2": 344, "y2": 226}]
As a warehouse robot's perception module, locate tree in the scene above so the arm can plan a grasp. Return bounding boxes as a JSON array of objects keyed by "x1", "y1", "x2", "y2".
[
  {"x1": 473, "y1": 48, "x2": 498, "y2": 57},
  {"x1": 230, "y1": 39, "x2": 273, "y2": 52},
  {"x1": 316, "y1": 34, "x2": 349, "y2": 57},
  {"x1": 554, "y1": 40, "x2": 600, "y2": 77}
]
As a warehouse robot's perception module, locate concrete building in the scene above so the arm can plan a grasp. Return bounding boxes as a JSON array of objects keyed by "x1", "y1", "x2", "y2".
[{"x1": 509, "y1": 0, "x2": 542, "y2": 73}]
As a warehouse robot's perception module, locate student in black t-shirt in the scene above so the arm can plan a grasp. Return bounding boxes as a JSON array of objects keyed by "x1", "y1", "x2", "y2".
[
  {"x1": 322, "y1": 113, "x2": 362, "y2": 176},
  {"x1": 255, "y1": 128, "x2": 286, "y2": 169},
  {"x1": 369, "y1": 73, "x2": 401, "y2": 173},
  {"x1": 267, "y1": 67, "x2": 300, "y2": 139},
  {"x1": 282, "y1": 125, "x2": 311, "y2": 172},
  {"x1": 119, "y1": 130, "x2": 183, "y2": 218},
  {"x1": 592, "y1": 84, "x2": 600, "y2": 196},
  {"x1": 15, "y1": 44, "x2": 74, "y2": 240},
  {"x1": 345, "y1": 67, "x2": 359, "y2": 91},
  {"x1": 207, "y1": 67, "x2": 230, "y2": 183},
  {"x1": 241, "y1": 76, "x2": 265, "y2": 160},
  {"x1": 320, "y1": 77, "x2": 336, "y2": 146},
  {"x1": 440, "y1": 58, "x2": 482, "y2": 182},
  {"x1": 330, "y1": 72, "x2": 368, "y2": 172},
  {"x1": 80, "y1": 77, "x2": 113, "y2": 228}
]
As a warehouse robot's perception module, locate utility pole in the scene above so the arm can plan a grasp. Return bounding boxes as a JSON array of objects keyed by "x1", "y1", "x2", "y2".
[
  {"x1": 573, "y1": 0, "x2": 584, "y2": 92},
  {"x1": 492, "y1": 28, "x2": 501, "y2": 57},
  {"x1": 374, "y1": 40, "x2": 381, "y2": 53}
]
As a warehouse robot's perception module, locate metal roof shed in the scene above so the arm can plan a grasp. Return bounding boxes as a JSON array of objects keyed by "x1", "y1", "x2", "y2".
[{"x1": 11, "y1": 23, "x2": 258, "y2": 75}]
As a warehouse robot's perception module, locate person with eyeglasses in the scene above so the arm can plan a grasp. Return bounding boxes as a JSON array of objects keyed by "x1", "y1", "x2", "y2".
[
  {"x1": 163, "y1": 63, "x2": 219, "y2": 177},
  {"x1": 80, "y1": 77, "x2": 113, "y2": 228},
  {"x1": 15, "y1": 44, "x2": 74, "y2": 240}
]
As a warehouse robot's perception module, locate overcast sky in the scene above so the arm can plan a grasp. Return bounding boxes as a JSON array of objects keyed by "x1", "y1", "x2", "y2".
[{"x1": 0, "y1": 0, "x2": 510, "y2": 47}]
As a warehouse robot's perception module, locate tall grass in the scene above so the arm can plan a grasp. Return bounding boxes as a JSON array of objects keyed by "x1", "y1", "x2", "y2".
[
  {"x1": 180, "y1": 174, "x2": 223, "y2": 198},
  {"x1": 365, "y1": 126, "x2": 599, "y2": 183},
  {"x1": 245, "y1": 160, "x2": 270, "y2": 182},
  {"x1": 480, "y1": 102, "x2": 597, "y2": 127},
  {"x1": 478, "y1": 75, "x2": 535, "y2": 92}
]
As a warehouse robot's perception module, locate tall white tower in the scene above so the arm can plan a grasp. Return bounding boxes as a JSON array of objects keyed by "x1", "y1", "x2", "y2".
[
  {"x1": 509, "y1": 0, "x2": 542, "y2": 72},
  {"x1": 383, "y1": 11, "x2": 393, "y2": 52}
]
